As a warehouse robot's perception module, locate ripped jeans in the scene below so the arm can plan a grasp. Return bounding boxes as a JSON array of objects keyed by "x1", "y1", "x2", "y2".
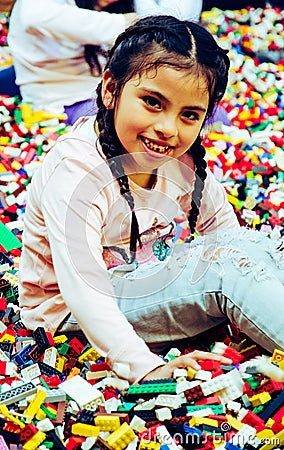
[
  {"x1": 58, "y1": 228, "x2": 284, "y2": 353},
  {"x1": 110, "y1": 228, "x2": 284, "y2": 353}
]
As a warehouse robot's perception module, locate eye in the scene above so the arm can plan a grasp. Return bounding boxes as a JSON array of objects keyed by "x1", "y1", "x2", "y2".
[
  {"x1": 182, "y1": 110, "x2": 200, "y2": 121},
  {"x1": 143, "y1": 96, "x2": 161, "y2": 110}
]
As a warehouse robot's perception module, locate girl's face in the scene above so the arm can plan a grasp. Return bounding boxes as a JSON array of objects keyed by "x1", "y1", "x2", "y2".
[{"x1": 102, "y1": 66, "x2": 209, "y2": 188}]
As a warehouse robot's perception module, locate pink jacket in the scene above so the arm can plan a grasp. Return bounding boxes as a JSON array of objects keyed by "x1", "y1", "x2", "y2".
[{"x1": 19, "y1": 117, "x2": 240, "y2": 383}]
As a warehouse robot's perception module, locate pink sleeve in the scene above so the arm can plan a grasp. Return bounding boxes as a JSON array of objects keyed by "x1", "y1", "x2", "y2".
[
  {"x1": 196, "y1": 168, "x2": 240, "y2": 234},
  {"x1": 41, "y1": 144, "x2": 164, "y2": 383}
]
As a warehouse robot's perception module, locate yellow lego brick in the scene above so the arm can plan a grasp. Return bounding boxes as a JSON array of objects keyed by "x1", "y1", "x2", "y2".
[
  {"x1": 11, "y1": 161, "x2": 22, "y2": 171},
  {"x1": 2, "y1": 272, "x2": 18, "y2": 286},
  {"x1": 226, "y1": 415, "x2": 244, "y2": 431},
  {"x1": 24, "y1": 390, "x2": 46, "y2": 419},
  {"x1": 208, "y1": 132, "x2": 232, "y2": 142},
  {"x1": 256, "y1": 429, "x2": 275, "y2": 440},
  {"x1": 22, "y1": 430, "x2": 46, "y2": 450},
  {"x1": 187, "y1": 367, "x2": 197, "y2": 380},
  {"x1": 227, "y1": 194, "x2": 244, "y2": 210},
  {"x1": 265, "y1": 419, "x2": 275, "y2": 429},
  {"x1": 250, "y1": 392, "x2": 271, "y2": 407},
  {"x1": 271, "y1": 349, "x2": 284, "y2": 371},
  {"x1": 78, "y1": 347, "x2": 101, "y2": 363},
  {"x1": 35, "y1": 409, "x2": 46, "y2": 421},
  {"x1": 71, "y1": 423, "x2": 100, "y2": 437},
  {"x1": 94, "y1": 415, "x2": 121, "y2": 432},
  {"x1": 53, "y1": 335, "x2": 68, "y2": 344},
  {"x1": 139, "y1": 441, "x2": 160, "y2": 450},
  {"x1": 0, "y1": 404, "x2": 25, "y2": 428},
  {"x1": 258, "y1": 428, "x2": 284, "y2": 450},
  {"x1": 189, "y1": 417, "x2": 218, "y2": 428},
  {"x1": 107, "y1": 422, "x2": 136, "y2": 450},
  {"x1": 0, "y1": 137, "x2": 10, "y2": 145},
  {"x1": 0, "y1": 333, "x2": 16, "y2": 343},
  {"x1": 20, "y1": 103, "x2": 33, "y2": 121},
  {"x1": 0, "y1": 163, "x2": 8, "y2": 172},
  {"x1": 55, "y1": 355, "x2": 66, "y2": 372}
]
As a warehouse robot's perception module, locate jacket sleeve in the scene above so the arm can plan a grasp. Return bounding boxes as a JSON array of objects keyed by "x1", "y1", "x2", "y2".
[
  {"x1": 41, "y1": 141, "x2": 164, "y2": 384},
  {"x1": 20, "y1": 0, "x2": 126, "y2": 46},
  {"x1": 196, "y1": 168, "x2": 240, "y2": 234}
]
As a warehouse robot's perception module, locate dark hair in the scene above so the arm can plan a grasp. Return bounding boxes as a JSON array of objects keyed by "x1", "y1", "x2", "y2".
[
  {"x1": 96, "y1": 15, "x2": 230, "y2": 261},
  {"x1": 74, "y1": 0, "x2": 134, "y2": 74}
]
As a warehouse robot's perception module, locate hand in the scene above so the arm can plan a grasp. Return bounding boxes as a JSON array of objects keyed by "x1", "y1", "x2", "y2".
[{"x1": 141, "y1": 350, "x2": 232, "y2": 381}]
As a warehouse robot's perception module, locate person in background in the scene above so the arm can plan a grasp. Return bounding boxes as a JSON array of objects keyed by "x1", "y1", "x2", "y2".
[
  {"x1": 133, "y1": 0, "x2": 202, "y2": 22},
  {"x1": 19, "y1": 15, "x2": 284, "y2": 383},
  {"x1": 4, "y1": 0, "x2": 203, "y2": 123},
  {"x1": 7, "y1": 0, "x2": 136, "y2": 123}
]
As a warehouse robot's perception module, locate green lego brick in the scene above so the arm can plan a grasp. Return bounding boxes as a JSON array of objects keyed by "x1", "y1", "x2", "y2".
[
  {"x1": 186, "y1": 404, "x2": 225, "y2": 414},
  {"x1": 127, "y1": 382, "x2": 176, "y2": 396},
  {"x1": 0, "y1": 222, "x2": 22, "y2": 252},
  {"x1": 117, "y1": 403, "x2": 136, "y2": 411}
]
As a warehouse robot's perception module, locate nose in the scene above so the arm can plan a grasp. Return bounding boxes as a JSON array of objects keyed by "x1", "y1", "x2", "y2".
[{"x1": 154, "y1": 113, "x2": 178, "y2": 139}]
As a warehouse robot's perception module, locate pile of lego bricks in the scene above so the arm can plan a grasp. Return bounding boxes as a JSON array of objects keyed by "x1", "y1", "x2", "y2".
[
  {"x1": 0, "y1": 320, "x2": 284, "y2": 449},
  {"x1": 0, "y1": 6, "x2": 284, "y2": 449}
]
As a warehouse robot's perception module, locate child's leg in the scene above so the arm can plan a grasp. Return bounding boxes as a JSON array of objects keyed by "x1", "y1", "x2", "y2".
[{"x1": 114, "y1": 229, "x2": 284, "y2": 353}]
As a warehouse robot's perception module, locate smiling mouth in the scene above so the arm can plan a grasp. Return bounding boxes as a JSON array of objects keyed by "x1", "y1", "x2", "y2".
[{"x1": 141, "y1": 137, "x2": 171, "y2": 154}]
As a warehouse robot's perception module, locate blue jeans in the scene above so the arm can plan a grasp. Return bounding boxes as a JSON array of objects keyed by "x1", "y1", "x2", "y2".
[
  {"x1": 112, "y1": 229, "x2": 284, "y2": 353},
  {"x1": 59, "y1": 229, "x2": 284, "y2": 353}
]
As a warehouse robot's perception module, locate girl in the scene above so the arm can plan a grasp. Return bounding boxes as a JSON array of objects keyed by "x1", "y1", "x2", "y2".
[{"x1": 19, "y1": 16, "x2": 284, "y2": 384}]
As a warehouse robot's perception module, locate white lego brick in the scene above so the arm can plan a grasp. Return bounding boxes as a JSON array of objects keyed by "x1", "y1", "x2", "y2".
[
  {"x1": 130, "y1": 415, "x2": 147, "y2": 432},
  {"x1": 173, "y1": 368, "x2": 188, "y2": 379},
  {"x1": 0, "y1": 349, "x2": 10, "y2": 362},
  {"x1": 134, "y1": 398, "x2": 156, "y2": 410},
  {"x1": 126, "y1": 436, "x2": 138, "y2": 450},
  {"x1": 102, "y1": 377, "x2": 129, "y2": 391},
  {"x1": 176, "y1": 380, "x2": 199, "y2": 395},
  {"x1": 231, "y1": 424, "x2": 256, "y2": 447},
  {"x1": 227, "y1": 400, "x2": 242, "y2": 413},
  {"x1": 201, "y1": 374, "x2": 228, "y2": 396},
  {"x1": 82, "y1": 437, "x2": 97, "y2": 450},
  {"x1": 195, "y1": 370, "x2": 212, "y2": 381},
  {"x1": 156, "y1": 425, "x2": 180, "y2": 450},
  {"x1": 155, "y1": 394, "x2": 182, "y2": 409},
  {"x1": 190, "y1": 408, "x2": 215, "y2": 417},
  {"x1": 60, "y1": 375, "x2": 104, "y2": 410},
  {"x1": 104, "y1": 397, "x2": 122, "y2": 413},
  {"x1": 43, "y1": 347, "x2": 57, "y2": 368},
  {"x1": 155, "y1": 407, "x2": 172, "y2": 421},
  {"x1": 21, "y1": 363, "x2": 41, "y2": 381},
  {"x1": 37, "y1": 418, "x2": 55, "y2": 432}
]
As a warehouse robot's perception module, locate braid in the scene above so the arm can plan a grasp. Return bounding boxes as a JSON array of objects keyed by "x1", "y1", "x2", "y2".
[
  {"x1": 96, "y1": 83, "x2": 141, "y2": 263},
  {"x1": 187, "y1": 136, "x2": 207, "y2": 240},
  {"x1": 94, "y1": 15, "x2": 230, "y2": 256}
]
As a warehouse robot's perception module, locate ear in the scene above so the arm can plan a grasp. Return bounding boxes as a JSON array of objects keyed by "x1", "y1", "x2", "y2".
[{"x1": 101, "y1": 69, "x2": 116, "y2": 110}]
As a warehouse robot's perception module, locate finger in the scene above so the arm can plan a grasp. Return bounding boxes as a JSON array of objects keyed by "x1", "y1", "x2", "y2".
[{"x1": 181, "y1": 351, "x2": 233, "y2": 365}]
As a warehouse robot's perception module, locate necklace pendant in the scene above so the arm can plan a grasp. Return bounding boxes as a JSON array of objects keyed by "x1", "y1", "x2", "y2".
[{"x1": 152, "y1": 237, "x2": 170, "y2": 261}]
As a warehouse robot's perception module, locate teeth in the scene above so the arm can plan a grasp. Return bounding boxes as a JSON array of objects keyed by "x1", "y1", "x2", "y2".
[{"x1": 143, "y1": 137, "x2": 169, "y2": 153}]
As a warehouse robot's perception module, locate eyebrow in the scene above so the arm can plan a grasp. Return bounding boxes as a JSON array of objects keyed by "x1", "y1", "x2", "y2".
[{"x1": 139, "y1": 88, "x2": 207, "y2": 113}]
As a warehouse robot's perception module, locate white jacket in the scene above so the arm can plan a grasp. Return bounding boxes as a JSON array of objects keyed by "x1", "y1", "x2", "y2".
[{"x1": 8, "y1": 0, "x2": 126, "y2": 114}]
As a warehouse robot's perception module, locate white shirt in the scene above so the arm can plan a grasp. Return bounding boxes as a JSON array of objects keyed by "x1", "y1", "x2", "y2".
[
  {"x1": 134, "y1": 0, "x2": 202, "y2": 22},
  {"x1": 8, "y1": 0, "x2": 126, "y2": 114}
]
